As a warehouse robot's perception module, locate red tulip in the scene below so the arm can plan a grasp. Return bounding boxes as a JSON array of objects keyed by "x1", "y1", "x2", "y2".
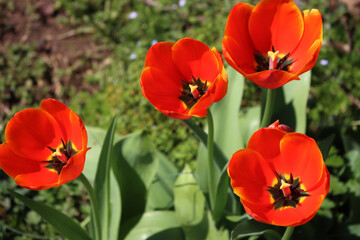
[
  {"x1": 222, "y1": 0, "x2": 322, "y2": 89},
  {"x1": 227, "y1": 121, "x2": 330, "y2": 226},
  {"x1": 0, "y1": 99, "x2": 89, "y2": 190},
  {"x1": 140, "y1": 38, "x2": 228, "y2": 119}
]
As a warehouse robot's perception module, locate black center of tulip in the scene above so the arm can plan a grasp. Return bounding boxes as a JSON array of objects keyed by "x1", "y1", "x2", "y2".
[
  {"x1": 255, "y1": 46, "x2": 293, "y2": 72},
  {"x1": 267, "y1": 172, "x2": 310, "y2": 210},
  {"x1": 179, "y1": 76, "x2": 208, "y2": 109}
]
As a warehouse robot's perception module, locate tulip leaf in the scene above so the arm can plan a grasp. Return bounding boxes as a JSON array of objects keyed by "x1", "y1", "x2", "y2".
[
  {"x1": 238, "y1": 105, "x2": 261, "y2": 147},
  {"x1": 83, "y1": 125, "x2": 122, "y2": 240},
  {"x1": 211, "y1": 66, "x2": 244, "y2": 158},
  {"x1": 112, "y1": 131, "x2": 159, "y2": 239},
  {"x1": 124, "y1": 211, "x2": 182, "y2": 240},
  {"x1": 213, "y1": 163, "x2": 230, "y2": 223},
  {"x1": 265, "y1": 71, "x2": 311, "y2": 133},
  {"x1": 94, "y1": 115, "x2": 118, "y2": 240},
  {"x1": 174, "y1": 164, "x2": 205, "y2": 226},
  {"x1": 182, "y1": 118, "x2": 228, "y2": 169},
  {"x1": 231, "y1": 220, "x2": 281, "y2": 240},
  {"x1": 8, "y1": 190, "x2": 91, "y2": 240},
  {"x1": 317, "y1": 134, "x2": 335, "y2": 161},
  {"x1": 147, "y1": 151, "x2": 178, "y2": 210}
]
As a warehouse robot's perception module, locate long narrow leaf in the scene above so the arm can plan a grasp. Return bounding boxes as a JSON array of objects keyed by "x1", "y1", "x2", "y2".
[
  {"x1": 94, "y1": 115, "x2": 118, "y2": 240},
  {"x1": 182, "y1": 119, "x2": 228, "y2": 169},
  {"x1": 9, "y1": 190, "x2": 91, "y2": 240},
  {"x1": 213, "y1": 164, "x2": 229, "y2": 222}
]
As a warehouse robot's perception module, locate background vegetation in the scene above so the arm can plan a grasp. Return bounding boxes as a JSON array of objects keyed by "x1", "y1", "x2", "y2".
[{"x1": 0, "y1": 0, "x2": 359, "y2": 239}]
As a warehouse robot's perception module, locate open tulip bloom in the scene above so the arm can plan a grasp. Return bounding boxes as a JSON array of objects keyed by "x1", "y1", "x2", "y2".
[
  {"x1": 0, "y1": 99, "x2": 89, "y2": 190},
  {"x1": 222, "y1": 0, "x2": 322, "y2": 89},
  {"x1": 140, "y1": 37, "x2": 228, "y2": 119},
  {"x1": 228, "y1": 121, "x2": 330, "y2": 226}
]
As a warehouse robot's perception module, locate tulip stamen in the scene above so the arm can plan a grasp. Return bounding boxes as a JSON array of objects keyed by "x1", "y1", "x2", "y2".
[
  {"x1": 179, "y1": 77, "x2": 208, "y2": 109},
  {"x1": 267, "y1": 172, "x2": 310, "y2": 210},
  {"x1": 44, "y1": 139, "x2": 78, "y2": 175},
  {"x1": 255, "y1": 46, "x2": 294, "y2": 72}
]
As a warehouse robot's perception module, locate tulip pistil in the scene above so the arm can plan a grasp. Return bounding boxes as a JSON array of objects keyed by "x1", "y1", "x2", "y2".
[
  {"x1": 255, "y1": 46, "x2": 293, "y2": 72},
  {"x1": 179, "y1": 76, "x2": 208, "y2": 109},
  {"x1": 45, "y1": 139, "x2": 78, "y2": 174},
  {"x1": 267, "y1": 172, "x2": 310, "y2": 210}
]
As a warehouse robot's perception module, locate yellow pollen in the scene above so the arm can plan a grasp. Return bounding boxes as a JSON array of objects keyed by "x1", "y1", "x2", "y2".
[
  {"x1": 267, "y1": 50, "x2": 279, "y2": 70},
  {"x1": 52, "y1": 147, "x2": 62, "y2": 157},
  {"x1": 189, "y1": 84, "x2": 198, "y2": 93},
  {"x1": 280, "y1": 179, "x2": 291, "y2": 196}
]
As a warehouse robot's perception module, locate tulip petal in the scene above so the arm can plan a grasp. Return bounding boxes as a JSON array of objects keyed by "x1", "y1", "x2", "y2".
[
  {"x1": 277, "y1": 133, "x2": 324, "y2": 190},
  {"x1": 141, "y1": 67, "x2": 187, "y2": 114},
  {"x1": 245, "y1": 69, "x2": 298, "y2": 89},
  {"x1": 247, "y1": 128, "x2": 286, "y2": 167},
  {"x1": 223, "y1": 3, "x2": 256, "y2": 72},
  {"x1": 0, "y1": 143, "x2": 40, "y2": 178},
  {"x1": 228, "y1": 149, "x2": 275, "y2": 205},
  {"x1": 222, "y1": 36, "x2": 256, "y2": 75},
  {"x1": 188, "y1": 92, "x2": 212, "y2": 117},
  {"x1": 249, "y1": 0, "x2": 304, "y2": 54},
  {"x1": 5, "y1": 109, "x2": 64, "y2": 161},
  {"x1": 15, "y1": 167, "x2": 59, "y2": 190},
  {"x1": 40, "y1": 99, "x2": 86, "y2": 151},
  {"x1": 172, "y1": 38, "x2": 220, "y2": 83},
  {"x1": 145, "y1": 41, "x2": 182, "y2": 82},
  {"x1": 207, "y1": 48, "x2": 228, "y2": 102},
  {"x1": 59, "y1": 148, "x2": 89, "y2": 186},
  {"x1": 290, "y1": 9, "x2": 322, "y2": 74}
]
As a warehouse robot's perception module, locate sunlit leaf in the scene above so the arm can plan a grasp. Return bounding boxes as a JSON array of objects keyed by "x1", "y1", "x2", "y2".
[{"x1": 8, "y1": 190, "x2": 91, "y2": 240}]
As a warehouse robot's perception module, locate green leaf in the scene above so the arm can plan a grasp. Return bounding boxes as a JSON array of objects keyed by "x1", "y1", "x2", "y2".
[
  {"x1": 8, "y1": 190, "x2": 91, "y2": 240},
  {"x1": 213, "y1": 164, "x2": 229, "y2": 222},
  {"x1": 82, "y1": 125, "x2": 122, "y2": 240},
  {"x1": 124, "y1": 211, "x2": 182, "y2": 240},
  {"x1": 112, "y1": 132, "x2": 159, "y2": 239},
  {"x1": 147, "y1": 151, "x2": 178, "y2": 210},
  {"x1": 211, "y1": 66, "x2": 244, "y2": 158},
  {"x1": 238, "y1": 106, "x2": 261, "y2": 146},
  {"x1": 94, "y1": 115, "x2": 118, "y2": 240},
  {"x1": 182, "y1": 118, "x2": 228, "y2": 169},
  {"x1": 264, "y1": 71, "x2": 311, "y2": 133},
  {"x1": 174, "y1": 164, "x2": 205, "y2": 226},
  {"x1": 317, "y1": 134, "x2": 335, "y2": 161},
  {"x1": 231, "y1": 220, "x2": 281, "y2": 240}
]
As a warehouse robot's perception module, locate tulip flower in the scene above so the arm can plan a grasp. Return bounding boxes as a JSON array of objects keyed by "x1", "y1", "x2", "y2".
[
  {"x1": 140, "y1": 37, "x2": 228, "y2": 119},
  {"x1": 227, "y1": 121, "x2": 330, "y2": 226},
  {"x1": 222, "y1": 0, "x2": 322, "y2": 89},
  {"x1": 0, "y1": 99, "x2": 89, "y2": 190}
]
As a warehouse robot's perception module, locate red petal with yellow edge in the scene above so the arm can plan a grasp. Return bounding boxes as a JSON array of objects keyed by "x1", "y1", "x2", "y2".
[
  {"x1": 5, "y1": 109, "x2": 64, "y2": 161},
  {"x1": 248, "y1": 0, "x2": 304, "y2": 54},
  {"x1": 277, "y1": 133, "x2": 324, "y2": 190},
  {"x1": 247, "y1": 128, "x2": 286, "y2": 167},
  {"x1": 245, "y1": 69, "x2": 298, "y2": 89},
  {"x1": 207, "y1": 48, "x2": 228, "y2": 102},
  {"x1": 59, "y1": 148, "x2": 89, "y2": 186},
  {"x1": 228, "y1": 149, "x2": 275, "y2": 205},
  {"x1": 14, "y1": 167, "x2": 59, "y2": 190},
  {"x1": 172, "y1": 38, "x2": 220, "y2": 83},
  {"x1": 0, "y1": 143, "x2": 40, "y2": 178},
  {"x1": 40, "y1": 99, "x2": 85, "y2": 151},
  {"x1": 241, "y1": 168, "x2": 329, "y2": 227},
  {"x1": 222, "y1": 36, "x2": 256, "y2": 75},
  {"x1": 141, "y1": 67, "x2": 187, "y2": 114},
  {"x1": 188, "y1": 91, "x2": 212, "y2": 117},
  {"x1": 144, "y1": 41, "x2": 182, "y2": 82},
  {"x1": 223, "y1": 3, "x2": 255, "y2": 69},
  {"x1": 290, "y1": 9, "x2": 322, "y2": 74}
]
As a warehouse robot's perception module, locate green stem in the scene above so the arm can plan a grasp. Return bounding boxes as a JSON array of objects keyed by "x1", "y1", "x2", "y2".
[
  {"x1": 78, "y1": 173, "x2": 102, "y2": 240},
  {"x1": 281, "y1": 226, "x2": 295, "y2": 240},
  {"x1": 261, "y1": 88, "x2": 276, "y2": 128},
  {"x1": 207, "y1": 109, "x2": 216, "y2": 210}
]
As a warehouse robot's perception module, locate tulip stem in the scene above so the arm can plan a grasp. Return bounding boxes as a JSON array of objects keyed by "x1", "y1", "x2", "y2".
[
  {"x1": 78, "y1": 173, "x2": 102, "y2": 240},
  {"x1": 281, "y1": 226, "x2": 295, "y2": 240},
  {"x1": 207, "y1": 109, "x2": 216, "y2": 210},
  {"x1": 261, "y1": 88, "x2": 276, "y2": 128}
]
